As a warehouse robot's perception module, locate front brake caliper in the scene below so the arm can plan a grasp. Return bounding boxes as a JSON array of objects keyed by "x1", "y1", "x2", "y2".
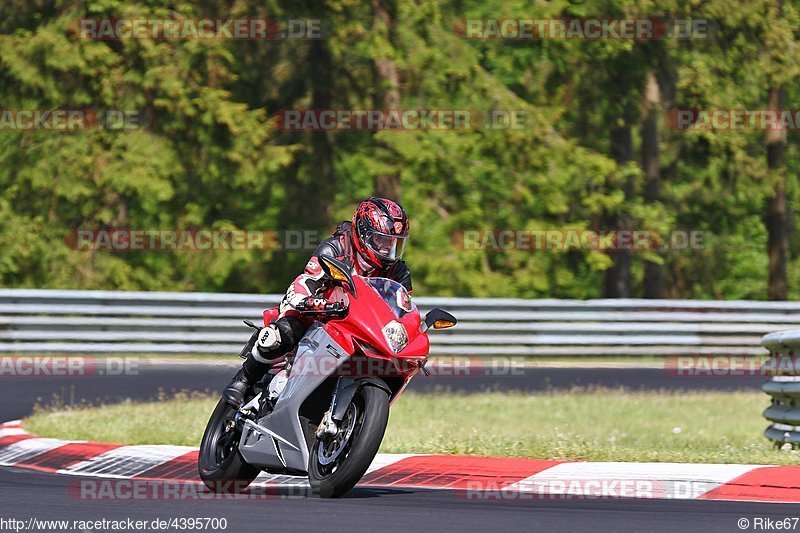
[{"x1": 315, "y1": 410, "x2": 339, "y2": 439}]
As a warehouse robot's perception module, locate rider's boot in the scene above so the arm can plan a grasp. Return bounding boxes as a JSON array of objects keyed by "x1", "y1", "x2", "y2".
[
  {"x1": 223, "y1": 323, "x2": 287, "y2": 406},
  {"x1": 223, "y1": 318, "x2": 305, "y2": 406},
  {"x1": 222, "y1": 353, "x2": 271, "y2": 406}
]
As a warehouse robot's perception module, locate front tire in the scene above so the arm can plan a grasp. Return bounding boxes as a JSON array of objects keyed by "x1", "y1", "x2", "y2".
[
  {"x1": 198, "y1": 399, "x2": 259, "y2": 493},
  {"x1": 308, "y1": 385, "x2": 390, "y2": 498}
]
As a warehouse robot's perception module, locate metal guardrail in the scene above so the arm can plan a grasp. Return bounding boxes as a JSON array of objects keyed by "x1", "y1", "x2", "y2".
[
  {"x1": 761, "y1": 330, "x2": 800, "y2": 446},
  {"x1": 1, "y1": 289, "x2": 799, "y2": 356}
]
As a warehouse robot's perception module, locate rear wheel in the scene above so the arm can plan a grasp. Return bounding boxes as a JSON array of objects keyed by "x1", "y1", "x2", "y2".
[
  {"x1": 198, "y1": 399, "x2": 259, "y2": 493},
  {"x1": 308, "y1": 385, "x2": 390, "y2": 498}
]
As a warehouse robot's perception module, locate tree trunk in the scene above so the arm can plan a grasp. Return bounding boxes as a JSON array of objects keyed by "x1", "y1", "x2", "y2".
[
  {"x1": 604, "y1": 116, "x2": 634, "y2": 298},
  {"x1": 291, "y1": 38, "x2": 334, "y2": 229},
  {"x1": 274, "y1": 39, "x2": 335, "y2": 285},
  {"x1": 765, "y1": 87, "x2": 788, "y2": 300},
  {"x1": 371, "y1": 0, "x2": 401, "y2": 201},
  {"x1": 641, "y1": 69, "x2": 662, "y2": 298}
]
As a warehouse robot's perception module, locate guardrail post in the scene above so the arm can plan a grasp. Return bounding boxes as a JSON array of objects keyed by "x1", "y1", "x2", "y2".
[{"x1": 761, "y1": 330, "x2": 800, "y2": 447}]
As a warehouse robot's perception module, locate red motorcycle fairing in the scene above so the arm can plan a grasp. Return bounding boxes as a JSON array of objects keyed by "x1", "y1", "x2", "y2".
[
  {"x1": 262, "y1": 276, "x2": 429, "y2": 379},
  {"x1": 263, "y1": 307, "x2": 280, "y2": 325},
  {"x1": 322, "y1": 276, "x2": 429, "y2": 376}
]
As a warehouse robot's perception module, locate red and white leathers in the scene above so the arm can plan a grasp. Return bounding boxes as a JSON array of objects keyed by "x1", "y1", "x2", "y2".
[
  {"x1": 223, "y1": 220, "x2": 412, "y2": 406},
  {"x1": 257, "y1": 221, "x2": 412, "y2": 371},
  {"x1": 279, "y1": 221, "x2": 412, "y2": 319}
]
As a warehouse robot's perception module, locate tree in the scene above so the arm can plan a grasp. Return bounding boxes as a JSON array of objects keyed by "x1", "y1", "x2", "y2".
[
  {"x1": 371, "y1": 0, "x2": 402, "y2": 201},
  {"x1": 765, "y1": 87, "x2": 789, "y2": 300},
  {"x1": 641, "y1": 70, "x2": 663, "y2": 298}
]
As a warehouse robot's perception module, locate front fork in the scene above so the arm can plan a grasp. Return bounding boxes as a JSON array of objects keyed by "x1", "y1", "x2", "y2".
[
  {"x1": 315, "y1": 376, "x2": 393, "y2": 439},
  {"x1": 316, "y1": 377, "x2": 342, "y2": 439}
]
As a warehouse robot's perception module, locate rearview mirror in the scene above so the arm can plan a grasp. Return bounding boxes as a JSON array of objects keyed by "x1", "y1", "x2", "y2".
[
  {"x1": 318, "y1": 255, "x2": 357, "y2": 296},
  {"x1": 421, "y1": 308, "x2": 457, "y2": 332}
]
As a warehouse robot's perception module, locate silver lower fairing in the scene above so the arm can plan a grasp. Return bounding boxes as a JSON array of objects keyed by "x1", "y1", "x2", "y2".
[{"x1": 238, "y1": 323, "x2": 347, "y2": 472}]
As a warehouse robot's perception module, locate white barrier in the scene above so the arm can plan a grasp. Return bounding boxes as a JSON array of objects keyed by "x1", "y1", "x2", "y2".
[{"x1": 1, "y1": 289, "x2": 796, "y2": 356}]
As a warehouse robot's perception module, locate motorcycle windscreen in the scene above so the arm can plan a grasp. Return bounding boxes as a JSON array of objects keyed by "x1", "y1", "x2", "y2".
[{"x1": 365, "y1": 277, "x2": 415, "y2": 320}]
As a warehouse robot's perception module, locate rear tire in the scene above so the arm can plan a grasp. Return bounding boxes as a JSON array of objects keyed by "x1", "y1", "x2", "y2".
[
  {"x1": 198, "y1": 399, "x2": 260, "y2": 493},
  {"x1": 308, "y1": 385, "x2": 390, "y2": 498}
]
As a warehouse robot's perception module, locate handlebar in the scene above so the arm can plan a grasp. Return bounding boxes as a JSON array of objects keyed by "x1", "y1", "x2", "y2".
[{"x1": 295, "y1": 300, "x2": 348, "y2": 318}]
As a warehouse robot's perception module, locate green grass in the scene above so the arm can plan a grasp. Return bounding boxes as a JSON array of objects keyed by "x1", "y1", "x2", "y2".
[{"x1": 23, "y1": 389, "x2": 799, "y2": 465}]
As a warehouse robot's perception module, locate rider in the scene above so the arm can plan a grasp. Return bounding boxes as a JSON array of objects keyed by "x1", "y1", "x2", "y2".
[{"x1": 222, "y1": 197, "x2": 412, "y2": 406}]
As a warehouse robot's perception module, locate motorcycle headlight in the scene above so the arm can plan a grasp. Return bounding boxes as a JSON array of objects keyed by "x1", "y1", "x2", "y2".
[{"x1": 382, "y1": 320, "x2": 408, "y2": 354}]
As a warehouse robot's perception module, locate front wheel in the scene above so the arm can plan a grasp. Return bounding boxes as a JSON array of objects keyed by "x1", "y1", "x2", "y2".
[
  {"x1": 308, "y1": 385, "x2": 390, "y2": 498},
  {"x1": 198, "y1": 399, "x2": 260, "y2": 493}
]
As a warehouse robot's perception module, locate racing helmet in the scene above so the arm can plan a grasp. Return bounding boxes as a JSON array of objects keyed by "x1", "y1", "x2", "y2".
[{"x1": 352, "y1": 197, "x2": 410, "y2": 269}]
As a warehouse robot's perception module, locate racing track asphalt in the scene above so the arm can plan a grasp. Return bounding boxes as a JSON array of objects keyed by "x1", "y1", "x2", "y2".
[
  {"x1": 0, "y1": 360, "x2": 769, "y2": 422},
  {"x1": 0, "y1": 468, "x2": 795, "y2": 533}
]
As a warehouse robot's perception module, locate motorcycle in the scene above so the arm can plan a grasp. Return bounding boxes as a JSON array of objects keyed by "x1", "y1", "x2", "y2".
[{"x1": 198, "y1": 255, "x2": 457, "y2": 498}]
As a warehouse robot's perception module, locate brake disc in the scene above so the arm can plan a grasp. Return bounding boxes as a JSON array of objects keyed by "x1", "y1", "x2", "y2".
[{"x1": 317, "y1": 402, "x2": 358, "y2": 466}]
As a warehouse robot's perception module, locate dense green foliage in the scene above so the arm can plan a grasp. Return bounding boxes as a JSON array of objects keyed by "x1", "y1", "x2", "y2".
[{"x1": 1, "y1": 0, "x2": 798, "y2": 299}]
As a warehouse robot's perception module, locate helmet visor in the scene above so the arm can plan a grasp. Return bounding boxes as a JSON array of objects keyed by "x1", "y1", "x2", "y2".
[{"x1": 364, "y1": 230, "x2": 408, "y2": 262}]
